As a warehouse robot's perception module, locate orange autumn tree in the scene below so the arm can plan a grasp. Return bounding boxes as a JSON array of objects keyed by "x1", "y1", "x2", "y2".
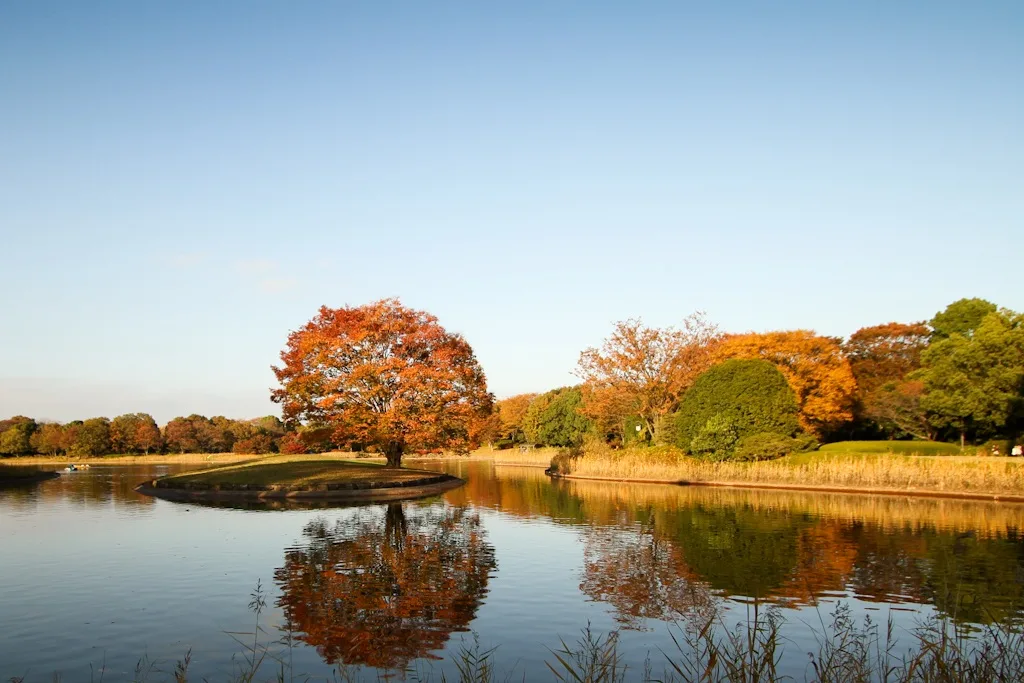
[
  {"x1": 717, "y1": 330, "x2": 856, "y2": 436},
  {"x1": 843, "y1": 322, "x2": 931, "y2": 438},
  {"x1": 577, "y1": 313, "x2": 721, "y2": 443},
  {"x1": 843, "y1": 322, "x2": 931, "y2": 395},
  {"x1": 271, "y1": 299, "x2": 493, "y2": 467}
]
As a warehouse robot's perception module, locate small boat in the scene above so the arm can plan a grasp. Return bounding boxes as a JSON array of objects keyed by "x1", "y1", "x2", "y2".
[{"x1": 62, "y1": 464, "x2": 90, "y2": 473}]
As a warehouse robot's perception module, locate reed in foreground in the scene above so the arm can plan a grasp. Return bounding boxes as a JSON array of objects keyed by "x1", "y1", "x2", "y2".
[
  {"x1": 551, "y1": 444, "x2": 1024, "y2": 498},
  {"x1": 12, "y1": 593, "x2": 1024, "y2": 682}
]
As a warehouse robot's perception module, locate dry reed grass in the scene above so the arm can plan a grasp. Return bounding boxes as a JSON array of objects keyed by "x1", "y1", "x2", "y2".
[
  {"x1": 562, "y1": 444, "x2": 1024, "y2": 499},
  {"x1": 468, "y1": 446, "x2": 558, "y2": 467}
]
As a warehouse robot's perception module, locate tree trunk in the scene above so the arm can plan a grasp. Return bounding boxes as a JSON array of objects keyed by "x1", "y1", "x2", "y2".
[
  {"x1": 384, "y1": 442, "x2": 403, "y2": 468},
  {"x1": 960, "y1": 431, "x2": 966, "y2": 450}
]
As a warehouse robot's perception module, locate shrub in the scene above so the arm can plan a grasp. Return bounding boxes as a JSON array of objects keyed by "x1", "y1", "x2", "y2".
[
  {"x1": 232, "y1": 434, "x2": 274, "y2": 454},
  {"x1": 673, "y1": 359, "x2": 800, "y2": 454},
  {"x1": 623, "y1": 415, "x2": 651, "y2": 446},
  {"x1": 548, "y1": 445, "x2": 584, "y2": 475},
  {"x1": 689, "y1": 414, "x2": 739, "y2": 460},
  {"x1": 279, "y1": 433, "x2": 307, "y2": 455},
  {"x1": 791, "y1": 432, "x2": 820, "y2": 453},
  {"x1": 733, "y1": 432, "x2": 808, "y2": 461}
]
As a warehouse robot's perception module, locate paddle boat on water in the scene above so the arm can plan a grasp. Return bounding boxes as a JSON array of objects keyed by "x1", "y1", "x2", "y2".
[{"x1": 61, "y1": 463, "x2": 90, "y2": 473}]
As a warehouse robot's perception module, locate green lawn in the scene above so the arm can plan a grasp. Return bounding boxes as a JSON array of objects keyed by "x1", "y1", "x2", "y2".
[
  {"x1": 820, "y1": 440, "x2": 962, "y2": 456},
  {"x1": 156, "y1": 455, "x2": 441, "y2": 488}
]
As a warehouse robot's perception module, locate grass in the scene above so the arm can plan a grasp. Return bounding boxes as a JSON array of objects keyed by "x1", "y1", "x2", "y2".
[
  {"x1": 468, "y1": 446, "x2": 558, "y2": 467},
  {"x1": 153, "y1": 454, "x2": 443, "y2": 489},
  {"x1": 554, "y1": 443, "x2": 1024, "y2": 498},
  {"x1": 822, "y1": 440, "x2": 963, "y2": 456},
  {"x1": 14, "y1": 589, "x2": 1024, "y2": 683}
]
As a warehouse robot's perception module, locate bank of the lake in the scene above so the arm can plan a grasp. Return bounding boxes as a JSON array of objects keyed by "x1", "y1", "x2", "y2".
[
  {"x1": 136, "y1": 455, "x2": 464, "y2": 502},
  {"x1": 551, "y1": 445, "x2": 1024, "y2": 500},
  {"x1": 0, "y1": 466, "x2": 59, "y2": 487}
]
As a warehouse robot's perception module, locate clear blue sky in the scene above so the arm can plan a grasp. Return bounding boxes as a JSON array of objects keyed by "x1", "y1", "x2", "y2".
[{"x1": 2, "y1": 1, "x2": 1021, "y2": 423}]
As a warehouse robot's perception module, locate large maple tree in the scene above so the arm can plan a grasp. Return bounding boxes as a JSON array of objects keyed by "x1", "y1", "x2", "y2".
[{"x1": 271, "y1": 299, "x2": 492, "y2": 467}]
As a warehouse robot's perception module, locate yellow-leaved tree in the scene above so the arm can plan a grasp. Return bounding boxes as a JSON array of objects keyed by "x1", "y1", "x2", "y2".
[{"x1": 716, "y1": 330, "x2": 856, "y2": 436}]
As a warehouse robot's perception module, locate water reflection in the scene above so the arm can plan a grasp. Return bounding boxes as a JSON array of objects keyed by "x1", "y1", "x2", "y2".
[
  {"x1": 274, "y1": 503, "x2": 496, "y2": 672},
  {"x1": 560, "y1": 480, "x2": 1024, "y2": 625},
  {"x1": 580, "y1": 522, "x2": 718, "y2": 630},
  {"x1": 0, "y1": 465, "x2": 167, "y2": 511},
  {"x1": 438, "y1": 464, "x2": 1024, "y2": 626}
]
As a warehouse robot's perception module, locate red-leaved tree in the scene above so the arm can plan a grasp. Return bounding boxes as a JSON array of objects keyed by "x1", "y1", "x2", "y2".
[{"x1": 271, "y1": 299, "x2": 493, "y2": 467}]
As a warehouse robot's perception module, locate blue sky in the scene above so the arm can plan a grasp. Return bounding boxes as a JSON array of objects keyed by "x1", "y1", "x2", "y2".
[{"x1": 1, "y1": 1, "x2": 1021, "y2": 423}]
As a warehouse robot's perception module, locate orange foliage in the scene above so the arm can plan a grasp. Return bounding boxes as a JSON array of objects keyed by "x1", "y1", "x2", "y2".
[
  {"x1": 496, "y1": 393, "x2": 538, "y2": 439},
  {"x1": 577, "y1": 313, "x2": 720, "y2": 438},
  {"x1": 272, "y1": 299, "x2": 492, "y2": 466},
  {"x1": 717, "y1": 330, "x2": 856, "y2": 435},
  {"x1": 580, "y1": 526, "x2": 716, "y2": 629},
  {"x1": 844, "y1": 322, "x2": 930, "y2": 395}
]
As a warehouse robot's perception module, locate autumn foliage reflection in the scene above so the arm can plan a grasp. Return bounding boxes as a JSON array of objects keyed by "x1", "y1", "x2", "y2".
[
  {"x1": 580, "y1": 522, "x2": 717, "y2": 630},
  {"x1": 274, "y1": 504, "x2": 495, "y2": 672}
]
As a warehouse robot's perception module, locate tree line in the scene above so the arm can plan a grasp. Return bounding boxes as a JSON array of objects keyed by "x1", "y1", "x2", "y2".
[
  {"x1": 481, "y1": 297, "x2": 1024, "y2": 458},
  {"x1": 3, "y1": 297, "x2": 1020, "y2": 462},
  {"x1": 0, "y1": 413, "x2": 288, "y2": 457}
]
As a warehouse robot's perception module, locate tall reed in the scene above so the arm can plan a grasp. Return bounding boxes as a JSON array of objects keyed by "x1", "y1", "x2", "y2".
[{"x1": 556, "y1": 443, "x2": 1024, "y2": 498}]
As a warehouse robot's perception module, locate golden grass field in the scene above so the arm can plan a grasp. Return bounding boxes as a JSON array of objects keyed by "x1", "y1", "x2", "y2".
[{"x1": 558, "y1": 444, "x2": 1024, "y2": 498}]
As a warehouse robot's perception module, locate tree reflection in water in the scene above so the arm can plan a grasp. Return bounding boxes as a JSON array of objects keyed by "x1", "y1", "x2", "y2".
[
  {"x1": 581, "y1": 520, "x2": 718, "y2": 630},
  {"x1": 274, "y1": 504, "x2": 496, "y2": 672},
  {"x1": 575, "y1": 491, "x2": 1024, "y2": 628}
]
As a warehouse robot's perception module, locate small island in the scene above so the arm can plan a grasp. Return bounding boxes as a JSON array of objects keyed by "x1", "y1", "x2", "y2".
[
  {"x1": 135, "y1": 455, "x2": 464, "y2": 503},
  {"x1": 0, "y1": 466, "x2": 60, "y2": 488}
]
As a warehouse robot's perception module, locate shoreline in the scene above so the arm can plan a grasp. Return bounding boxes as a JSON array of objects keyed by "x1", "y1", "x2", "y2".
[
  {"x1": 0, "y1": 470, "x2": 61, "y2": 488},
  {"x1": 136, "y1": 472, "x2": 465, "y2": 503},
  {"x1": 548, "y1": 472, "x2": 1024, "y2": 504}
]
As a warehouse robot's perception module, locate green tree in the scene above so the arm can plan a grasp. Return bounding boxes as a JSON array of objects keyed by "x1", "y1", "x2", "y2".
[
  {"x1": 672, "y1": 359, "x2": 800, "y2": 458},
  {"x1": 916, "y1": 309, "x2": 1024, "y2": 447},
  {"x1": 522, "y1": 387, "x2": 594, "y2": 447},
  {"x1": 929, "y1": 298, "x2": 997, "y2": 341},
  {"x1": 30, "y1": 422, "x2": 65, "y2": 456},
  {"x1": 0, "y1": 421, "x2": 35, "y2": 455},
  {"x1": 70, "y1": 417, "x2": 111, "y2": 457}
]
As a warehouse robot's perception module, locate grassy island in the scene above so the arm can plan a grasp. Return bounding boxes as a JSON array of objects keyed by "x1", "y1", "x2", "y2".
[
  {"x1": 0, "y1": 465, "x2": 59, "y2": 487},
  {"x1": 135, "y1": 455, "x2": 464, "y2": 503}
]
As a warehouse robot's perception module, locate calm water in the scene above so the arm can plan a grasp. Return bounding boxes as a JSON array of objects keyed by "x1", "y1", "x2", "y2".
[{"x1": 2, "y1": 461, "x2": 1024, "y2": 681}]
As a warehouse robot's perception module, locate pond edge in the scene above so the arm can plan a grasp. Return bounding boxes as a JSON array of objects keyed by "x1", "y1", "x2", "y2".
[{"x1": 547, "y1": 472, "x2": 1024, "y2": 504}]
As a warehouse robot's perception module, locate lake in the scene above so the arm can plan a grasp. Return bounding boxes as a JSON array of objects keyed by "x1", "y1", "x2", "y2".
[{"x1": 2, "y1": 460, "x2": 1023, "y2": 681}]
